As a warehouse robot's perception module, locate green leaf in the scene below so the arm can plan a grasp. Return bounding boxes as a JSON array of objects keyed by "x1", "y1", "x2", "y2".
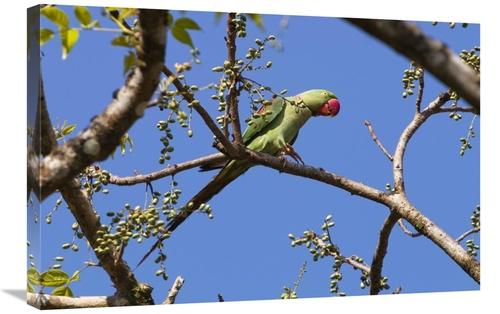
[
  {"x1": 40, "y1": 269, "x2": 70, "y2": 287},
  {"x1": 39, "y1": 28, "x2": 55, "y2": 45},
  {"x1": 174, "y1": 17, "x2": 202, "y2": 30},
  {"x1": 214, "y1": 12, "x2": 224, "y2": 25},
  {"x1": 111, "y1": 35, "x2": 134, "y2": 48},
  {"x1": 125, "y1": 133, "x2": 134, "y2": 152},
  {"x1": 27, "y1": 267, "x2": 41, "y2": 286},
  {"x1": 60, "y1": 28, "x2": 79, "y2": 60},
  {"x1": 248, "y1": 14, "x2": 265, "y2": 30},
  {"x1": 41, "y1": 7, "x2": 69, "y2": 29},
  {"x1": 27, "y1": 282, "x2": 36, "y2": 293},
  {"x1": 69, "y1": 270, "x2": 81, "y2": 283},
  {"x1": 123, "y1": 51, "x2": 136, "y2": 76},
  {"x1": 166, "y1": 12, "x2": 173, "y2": 27},
  {"x1": 74, "y1": 6, "x2": 92, "y2": 28},
  {"x1": 51, "y1": 286, "x2": 73, "y2": 297},
  {"x1": 171, "y1": 26, "x2": 194, "y2": 48},
  {"x1": 118, "y1": 8, "x2": 137, "y2": 22},
  {"x1": 62, "y1": 124, "x2": 76, "y2": 135}
]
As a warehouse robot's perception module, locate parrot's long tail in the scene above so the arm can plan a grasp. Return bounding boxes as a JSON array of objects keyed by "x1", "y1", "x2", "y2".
[{"x1": 134, "y1": 160, "x2": 251, "y2": 270}]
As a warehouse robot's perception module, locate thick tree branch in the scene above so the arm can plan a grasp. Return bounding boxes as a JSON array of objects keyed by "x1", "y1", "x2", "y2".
[
  {"x1": 38, "y1": 9, "x2": 168, "y2": 201},
  {"x1": 59, "y1": 178, "x2": 154, "y2": 305},
  {"x1": 370, "y1": 212, "x2": 401, "y2": 295},
  {"x1": 345, "y1": 19, "x2": 480, "y2": 114},
  {"x1": 27, "y1": 292, "x2": 134, "y2": 309}
]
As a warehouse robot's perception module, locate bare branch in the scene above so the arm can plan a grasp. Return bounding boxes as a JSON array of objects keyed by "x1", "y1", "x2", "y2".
[
  {"x1": 39, "y1": 9, "x2": 168, "y2": 201},
  {"x1": 392, "y1": 92, "x2": 451, "y2": 194},
  {"x1": 370, "y1": 212, "x2": 401, "y2": 295},
  {"x1": 108, "y1": 153, "x2": 226, "y2": 186},
  {"x1": 455, "y1": 227, "x2": 480, "y2": 243},
  {"x1": 27, "y1": 293, "x2": 133, "y2": 309},
  {"x1": 398, "y1": 218, "x2": 422, "y2": 238},
  {"x1": 162, "y1": 276, "x2": 185, "y2": 305},
  {"x1": 364, "y1": 120, "x2": 393, "y2": 161},
  {"x1": 345, "y1": 19, "x2": 480, "y2": 113}
]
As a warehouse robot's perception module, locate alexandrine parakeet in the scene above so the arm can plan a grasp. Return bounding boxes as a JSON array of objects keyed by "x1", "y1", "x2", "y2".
[{"x1": 136, "y1": 89, "x2": 340, "y2": 268}]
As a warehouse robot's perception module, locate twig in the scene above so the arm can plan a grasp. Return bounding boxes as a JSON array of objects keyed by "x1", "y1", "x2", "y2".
[
  {"x1": 364, "y1": 121, "x2": 393, "y2": 161},
  {"x1": 162, "y1": 276, "x2": 185, "y2": 304},
  {"x1": 455, "y1": 227, "x2": 480, "y2": 243},
  {"x1": 415, "y1": 67, "x2": 424, "y2": 113},
  {"x1": 397, "y1": 219, "x2": 422, "y2": 238}
]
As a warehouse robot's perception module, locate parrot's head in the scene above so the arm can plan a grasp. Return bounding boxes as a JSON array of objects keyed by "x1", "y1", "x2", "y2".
[{"x1": 300, "y1": 89, "x2": 340, "y2": 118}]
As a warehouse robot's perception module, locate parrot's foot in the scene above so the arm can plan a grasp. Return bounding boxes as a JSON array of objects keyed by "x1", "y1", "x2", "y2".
[{"x1": 279, "y1": 143, "x2": 305, "y2": 166}]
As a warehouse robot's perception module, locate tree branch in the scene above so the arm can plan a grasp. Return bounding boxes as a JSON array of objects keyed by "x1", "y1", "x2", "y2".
[
  {"x1": 397, "y1": 219, "x2": 422, "y2": 237},
  {"x1": 455, "y1": 227, "x2": 480, "y2": 243},
  {"x1": 162, "y1": 65, "x2": 237, "y2": 156},
  {"x1": 369, "y1": 212, "x2": 401, "y2": 295},
  {"x1": 345, "y1": 19, "x2": 480, "y2": 114},
  {"x1": 162, "y1": 276, "x2": 185, "y2": 304},
  {"x1": 27, "y1": 292, "x2": 134, "y2": 309},
  {"x1": 226, "y1": 13, "x2": 244, "y2": 145},
  {"x1": 108, "y1": 153, "x2": 226, "y2": 186},
  {"x1": 364, "y1": 120, "x2": 393, "y2": 161},
  {"x1": 392, "y1": 92, "x2": 450, "y2": 194},
  {"x1": 38, "y1": 9, "x2": 168, "y2": 201}
]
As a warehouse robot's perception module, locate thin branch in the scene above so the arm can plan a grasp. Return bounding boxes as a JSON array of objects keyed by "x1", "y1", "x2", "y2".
[
  {"x1": 392, "y1": 92, "x2": 451, "y2": 194},
  {"x1": 108, "y1": 153, "x2": 226, "y2": 186},
  {"x1": 162, "y1": 276, "x2": 185, "y2": 305},
  {"x1": 415, "y1": 67, "x2": 424, "y2": 113},
  {"x1": 398, "y1": 218, "x2": 422, "y2": 238},
  {"x1": 364, "y1": 120, "x2": 393, "y2": 161},
  {"x1": 226, "y1": 13, "x2": 243, "y2": 145},
  {"x1": 38, "y1": 9, "x2": 168, "y2": 201},
  {"x1": 455, "y1": 227, "x2": 480, "y2": 243},
  {"x1": 345, "y1": 19, "x2": 480, "y2": 114},
  {"x1": 162, "y1": 65, "x2": 237, "y2": 157},
  {"x1": 370, "y1": 212, "x2": 401, "y2": 295}
]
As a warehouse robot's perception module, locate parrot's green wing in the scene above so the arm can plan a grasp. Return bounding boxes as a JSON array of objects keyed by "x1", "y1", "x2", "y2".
[{"x1": 242, "y1": 97, "x2": 286, "y2": 144}]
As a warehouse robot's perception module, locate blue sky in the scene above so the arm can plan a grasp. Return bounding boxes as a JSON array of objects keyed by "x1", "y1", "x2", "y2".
[{"x1": 1, "y1": 1, "x2": 496, "y2": 313}]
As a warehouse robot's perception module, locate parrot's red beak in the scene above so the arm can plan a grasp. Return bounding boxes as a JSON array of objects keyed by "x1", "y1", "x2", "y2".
[{"x1": 316, "y1": 98, "x2": 340, "y2": 117}]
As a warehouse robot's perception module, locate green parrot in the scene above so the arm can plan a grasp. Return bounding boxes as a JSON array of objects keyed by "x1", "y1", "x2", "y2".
[{"x1": 135, "y1": 89, "x2": 340, "y2": 269}]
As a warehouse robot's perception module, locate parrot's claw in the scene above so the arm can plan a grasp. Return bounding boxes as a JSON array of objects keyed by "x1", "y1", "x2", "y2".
[{"x1": 280, "y1": 143, "x2": 305, "y2": 166}]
